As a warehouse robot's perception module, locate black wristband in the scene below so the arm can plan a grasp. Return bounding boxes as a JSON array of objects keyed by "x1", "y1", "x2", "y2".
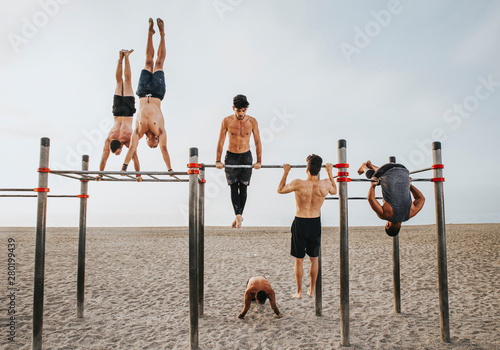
[
  {"x1": 238, "y1": 313, "x2": 244, "y2": 319},
  {"x1": 216, "y1": 160, "x2": 221, "y2": 163},
  {"x1": 168, "y1": 168, "x2": 173, "y2": 172},
  {"x1": 122, "y1": 163, "x2": 128, "y2": 171}
]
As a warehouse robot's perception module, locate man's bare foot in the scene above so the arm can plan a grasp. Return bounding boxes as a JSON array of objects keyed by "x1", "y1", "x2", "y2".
[
  {"x1": 148, "y1": 18, "x2": 155, "y2": 34},
  {"x1": 231, "y1": 218, "x2": 237, "y2": 228},
  {"x1": 157, "y1": 18, "x2": 164, "y2": 34},
  {"x1": 307, "y1": 287, "x2": 315, "y2": 298},
  {"x1": 292, "y1": 292, "x2": 302, "y2": 299},
  {"x1": 236, "y1": 215, "x2": 244, "y2": 228},
  {"x1": 121, "y1": 49, "x2": 134, "y2": 57},
  {"x1": 357, "y1": 162, "x2": 366, "y2": 175},
  {"x1": 366, "y1": 160, "x2": 374, "y2": 169}
]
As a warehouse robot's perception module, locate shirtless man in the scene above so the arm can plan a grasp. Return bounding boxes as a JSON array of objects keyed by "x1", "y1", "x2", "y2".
[
  {"x1": 216, "y1": 94, "x2": 262, "y2": 228},
  {"x1": 358, "y1": 160, "x2": 425, "y2": 236},
  {"x1": 122, "y1": 18, "x2": 172, "y2": 173},
  {"x1": 98, "y1": 49, "x2": 141, "y2": 181},
  {"x1": 277, "y1": 155, "x2": 337, "y2": 299},
  {"x1": 238, "y1": 276, "x2": 282, "y2": 319}
]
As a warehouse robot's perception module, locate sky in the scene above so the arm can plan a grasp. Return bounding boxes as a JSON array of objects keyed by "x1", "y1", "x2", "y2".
[{"x1": 1, "y1": 0, "x2": 499, "y2": 227}]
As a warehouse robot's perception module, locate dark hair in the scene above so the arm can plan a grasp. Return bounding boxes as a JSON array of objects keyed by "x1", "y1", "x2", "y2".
[
  {"x1": 256, "y1": 290, "x2": 267, "y2": 304},
  {"x1": 385, "y1": 222, "x2": 401, "y2": 237},
  {"x1": 110, "y1": 140, "x2": 122, "y2": 153},
  {"x1": 307, "y1": 154, "x2": 322, "y2": 176},
  {"x1": 233, "y1": 94, "x2": 249, "y2": 109}
]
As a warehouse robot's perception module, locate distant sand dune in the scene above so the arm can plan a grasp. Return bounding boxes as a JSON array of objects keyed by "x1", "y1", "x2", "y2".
[{"x1": 1, "y1": 224, "x2": 499, "y2": 349}]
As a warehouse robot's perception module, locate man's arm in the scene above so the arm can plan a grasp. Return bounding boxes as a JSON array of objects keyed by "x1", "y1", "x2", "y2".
[
  {"x1": 267, "y1": 291, "x2": 282, "y2": 318},
  {"x1": 409, "y1": 184, "x2": 425, "y2": 218},
  {"x1": 122, "y1": 129, "x2": 141, "y2": 170},
  {"x1": 238, "y1": 291, "x2": 253, "y2": 319},
  {"x1": 132, "y1": 151, "x2": 142, "y2": 182},
  {"x1": 251, "y1": 118, "x2": 262, "y2": 169},
  {"x1": 97, "y1": 139, "x2": 111, "y2": 181},
  {"x1": 367, "y1": 178, "x2": 385, "y2": 219},
  {"x1": 215, "y1": 119, "x2": 227, "y2": 169},
  {"x1": 325, "y1": 163, "x2": 337, "y2": 195},
  {"x1": 158, "y1": 129, "x2": 172, "y2": 171},
  {"x1": 277, "y1": 164, "x2": 295, "y2": 194}
]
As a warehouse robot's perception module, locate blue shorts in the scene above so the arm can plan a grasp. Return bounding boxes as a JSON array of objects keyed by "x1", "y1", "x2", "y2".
[{"x1": 136, "y1": 69, "x2": 166, "y2": 100}]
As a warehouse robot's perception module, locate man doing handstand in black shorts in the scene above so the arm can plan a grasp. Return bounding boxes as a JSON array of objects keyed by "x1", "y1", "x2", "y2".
[{"x1": 216, "y1": 94, "x2": 262, "y2": 228}]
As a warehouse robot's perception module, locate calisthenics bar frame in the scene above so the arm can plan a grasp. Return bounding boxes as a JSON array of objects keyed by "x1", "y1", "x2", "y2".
[
  {"x1": 335, "y1": 139, "x2": 450, "y2": 346},
  {"x1": 31, "y1": 138, "x2": 200, "y2": 350}
]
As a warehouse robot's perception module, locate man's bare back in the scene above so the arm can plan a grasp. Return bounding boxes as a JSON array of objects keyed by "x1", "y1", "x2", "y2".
[{"x1": 108, "y1": 118, "x2": 133, "y2": 149}]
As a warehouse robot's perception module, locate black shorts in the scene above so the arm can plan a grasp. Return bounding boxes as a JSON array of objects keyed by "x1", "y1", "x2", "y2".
[
  {"x1": 224, "y1": 150, "x2": 253, "y2": 186},
  {"x1": 290, "y1": 217, "x2": 321, "y2": 259},
  {"x1": 112, "y1": 95, "x2": 136, "y2": 117},
  {"x1": 136, "y1": 69, "x2": 166, "y2": 100}
]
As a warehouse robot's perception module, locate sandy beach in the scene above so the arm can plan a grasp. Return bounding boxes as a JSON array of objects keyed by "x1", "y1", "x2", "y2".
[{"x1": 0, "y1": 224, "x2": 499, "y2": 349}]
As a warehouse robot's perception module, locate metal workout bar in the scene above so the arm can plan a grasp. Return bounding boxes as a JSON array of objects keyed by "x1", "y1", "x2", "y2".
[
  {"x1": 31, "y1": 137, "x2": 198, "y2": 350},
  {"x1": 203, "y1": 164, "x2": 331, "y2": 169},
  {"x1": 335, "y1": 139, "x2": 449, "y2": 346}
]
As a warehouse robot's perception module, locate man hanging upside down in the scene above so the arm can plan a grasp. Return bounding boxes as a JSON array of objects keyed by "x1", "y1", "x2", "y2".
[
  {"x1": 278, "y1": 155, "x2": 337, "y2": 299},
  {"x1": 358, "y1": 160, "x2": 425, "y2": 236},
  {"x1": 98, "y1": 49, "x2": 141, "y2": 181},
  {"x1": 216, "y1": 94, "x2": 262, "y2": 228},
  {"x1": 238, "y1": 276, "x2": 282, "y2": 319},
  {"x1": 122, "y1": 18, "x2": 173, "y2": 174}
]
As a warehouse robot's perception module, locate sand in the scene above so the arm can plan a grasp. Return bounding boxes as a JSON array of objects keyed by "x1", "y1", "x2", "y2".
[{"x1": 0, "y1": 224, "x2": 499, "y2": 349}]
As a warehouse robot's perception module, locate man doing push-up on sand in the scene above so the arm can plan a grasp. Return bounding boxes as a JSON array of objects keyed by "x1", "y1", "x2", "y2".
[
  {"x1": 358, "y1": 160, "x2": 425, "y2": 236},
  {"x1": 122, "y1": 18, "x2": 173, "y2": 174},
  {"x1": 278, "y1": 155, "x2": 337, "y2": 299},
  {"x1": 98, "y1": 49, "x2": 141, "y2": 181},
  {"x1": 238, "y1": 276, "x2": 282, "y2": 319}
]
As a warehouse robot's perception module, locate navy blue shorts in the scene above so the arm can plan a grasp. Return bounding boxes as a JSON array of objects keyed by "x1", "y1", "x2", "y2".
[
  {"x1": 290, "y1": 217, "x2": 321, "y2": 259},
  {"x1": 136, "y1": 69, "x2": 166, "y2": 100}
]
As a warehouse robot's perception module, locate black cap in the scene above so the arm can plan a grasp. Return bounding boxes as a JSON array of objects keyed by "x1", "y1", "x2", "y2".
[
  {"x1": 82, "y1": 155, "x2": 89, "y2": 162},
  {"x1": 432, "y1": 142, "x2": 441, "y2": 150},
  {"x1": 189, "y1": 148, "x2": 198, "y2": 157},
  {"x1": 338, "y1": 139, "x2": 346, "y2": 148},
  {"x1": 389, "y1": 156, "x2": 396, "y2": 163},
  {"x1": 41, "y1": 137, "x2": 50, "y2": 146}
]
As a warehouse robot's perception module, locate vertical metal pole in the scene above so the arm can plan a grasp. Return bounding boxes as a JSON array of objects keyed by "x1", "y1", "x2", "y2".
[
  {"x1": 432, "y1": 142, "x2": 450, "y2": 342},
  {"x1": 77, "y1": 155, "x2": 89, "y2": 318},
  {"x1": 33, "y1": 137, "x2": 50, "y2": 350},
  {"x1": 188, "y1": 148, "x2": 199, "y2": 350},
  {"x1": 315, "y1": 248, "x2": 322, "y2": 316},
  {"x1": 338, "y1": 139, "x2": 349, "y2": 346},
  {"x1": 389, "y1": 156, "x2": 401, "y2": 314},
  {"x1": 198, "y1": 166, "x2": 205, "y2": 317}
]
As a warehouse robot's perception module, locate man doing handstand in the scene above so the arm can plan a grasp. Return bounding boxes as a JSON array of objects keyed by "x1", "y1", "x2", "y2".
[
  {"x1": 122, "y1": 18, "x2": 173, "y2": 173},
  {"x1": 277, "y1": 155, "x2": 337, "y2": 299},
  {"x1": 358, "y1": 160, "x2": 425, "y2": 236}
]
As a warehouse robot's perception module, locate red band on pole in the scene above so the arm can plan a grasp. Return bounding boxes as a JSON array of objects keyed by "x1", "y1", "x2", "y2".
[
  {"x1": 188, "y1": 169, "x2": 200, "y2": 175},
  {"x1": 432, "y1": 177, "x2": 445, "y2": 182},
  {"x1": 187, "y1": 163, "x2": 202, "y2": 168},
  {"x1": 199, "y1": 179, "x2": 206, "y2": 184},
  {"x1": 34, "y1": 188, "x2": 50, "y2": 192},
  {"x1": 335, "y1": 163, "x2": 349, "y2": 168},
  {"x1": 38, "y1": 168, "x2": 50, "y2": 173},
  {"x1": 337, "y1": 178, "x2": 351, "y2": 182},
  {"x1": 77, "y1": 195, "x2": 89, "y2": 198},
  {"x1": 432, "y1": 164, "x2": 444, "y2": 169},
  {"x1": 337, "y1": 172, "x2": 349, "y2": 176}
]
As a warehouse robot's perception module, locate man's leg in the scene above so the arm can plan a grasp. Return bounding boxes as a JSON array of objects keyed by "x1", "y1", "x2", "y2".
[
  {"x1": 307, "y1": 256, "x2": 319, "y2": 298},
  {"x1": 122, "y1": 49, "x2": 134, "y2": 96},
  {"x1": 357, "y1": 160, "x2": 379, "y2": 176},
  {"x1": 144, "y1": 18, "x2": 155, "y2": 72},
  {"x1": 114, "y1": 51, "x2": 124, "y2": 96},
  {"x1": 230, "y1": 183, "x2": 243, "y2": 228},
  {"x1": 235, "y1": 183, "x2": 247, "y2": 228},
  {"x1": 293, "y1": 258, "x2": 304, "y2": 298},
  {"x1": 154, "y1": 18, "x2": 166, "y2": 72}
]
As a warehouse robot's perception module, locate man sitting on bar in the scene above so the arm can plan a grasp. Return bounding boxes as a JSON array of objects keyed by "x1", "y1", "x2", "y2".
[
  {"x1": 357, "y1": 160, "x2": 425, "y2": 236},
  {"x1": 238, "y1": 276, "x2": 282, "y2": 319},
  {"x1": 277, "y1": 155, "x2": 337, "y2": 299},
  {"x1": 215, "y1": 94, "x2": 262, "y2": 228}
]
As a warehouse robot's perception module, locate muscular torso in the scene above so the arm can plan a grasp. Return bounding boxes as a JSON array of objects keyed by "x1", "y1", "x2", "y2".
[
  {"x1": 225, "y1": 115, "x2": 255, "y2": 153},
  {"x1": 293, "y1": 179, "x2": 331, "y2": 218},
  {"x1": 108, "y1": 117, "x2": 133, "y2": 147},
  {"x1": 136, "y1": 97, "x2": 164, "y2": 137}
]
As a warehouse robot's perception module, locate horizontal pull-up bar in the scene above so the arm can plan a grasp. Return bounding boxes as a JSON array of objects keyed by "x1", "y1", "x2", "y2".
[
  {"x1": 0, "y1": 194, "x2": 79, "y2": 198},
  {"x1": 204, "y1": 164, "x2": 316, "y2": 169},
  {"x1": 51, "y1": 170, "x2": 188, "y2": 176},
  {"x1": 0, "y1": 188, "x2": 36, "y2": 192},
  {"x1": 326, "y1": 196, "x2": 383, "y2": 200}
]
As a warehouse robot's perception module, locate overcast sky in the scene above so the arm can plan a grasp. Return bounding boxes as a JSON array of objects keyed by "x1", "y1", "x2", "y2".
[{"x1": 1, "y1": 0, "x2": 499, "y2": 227}]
